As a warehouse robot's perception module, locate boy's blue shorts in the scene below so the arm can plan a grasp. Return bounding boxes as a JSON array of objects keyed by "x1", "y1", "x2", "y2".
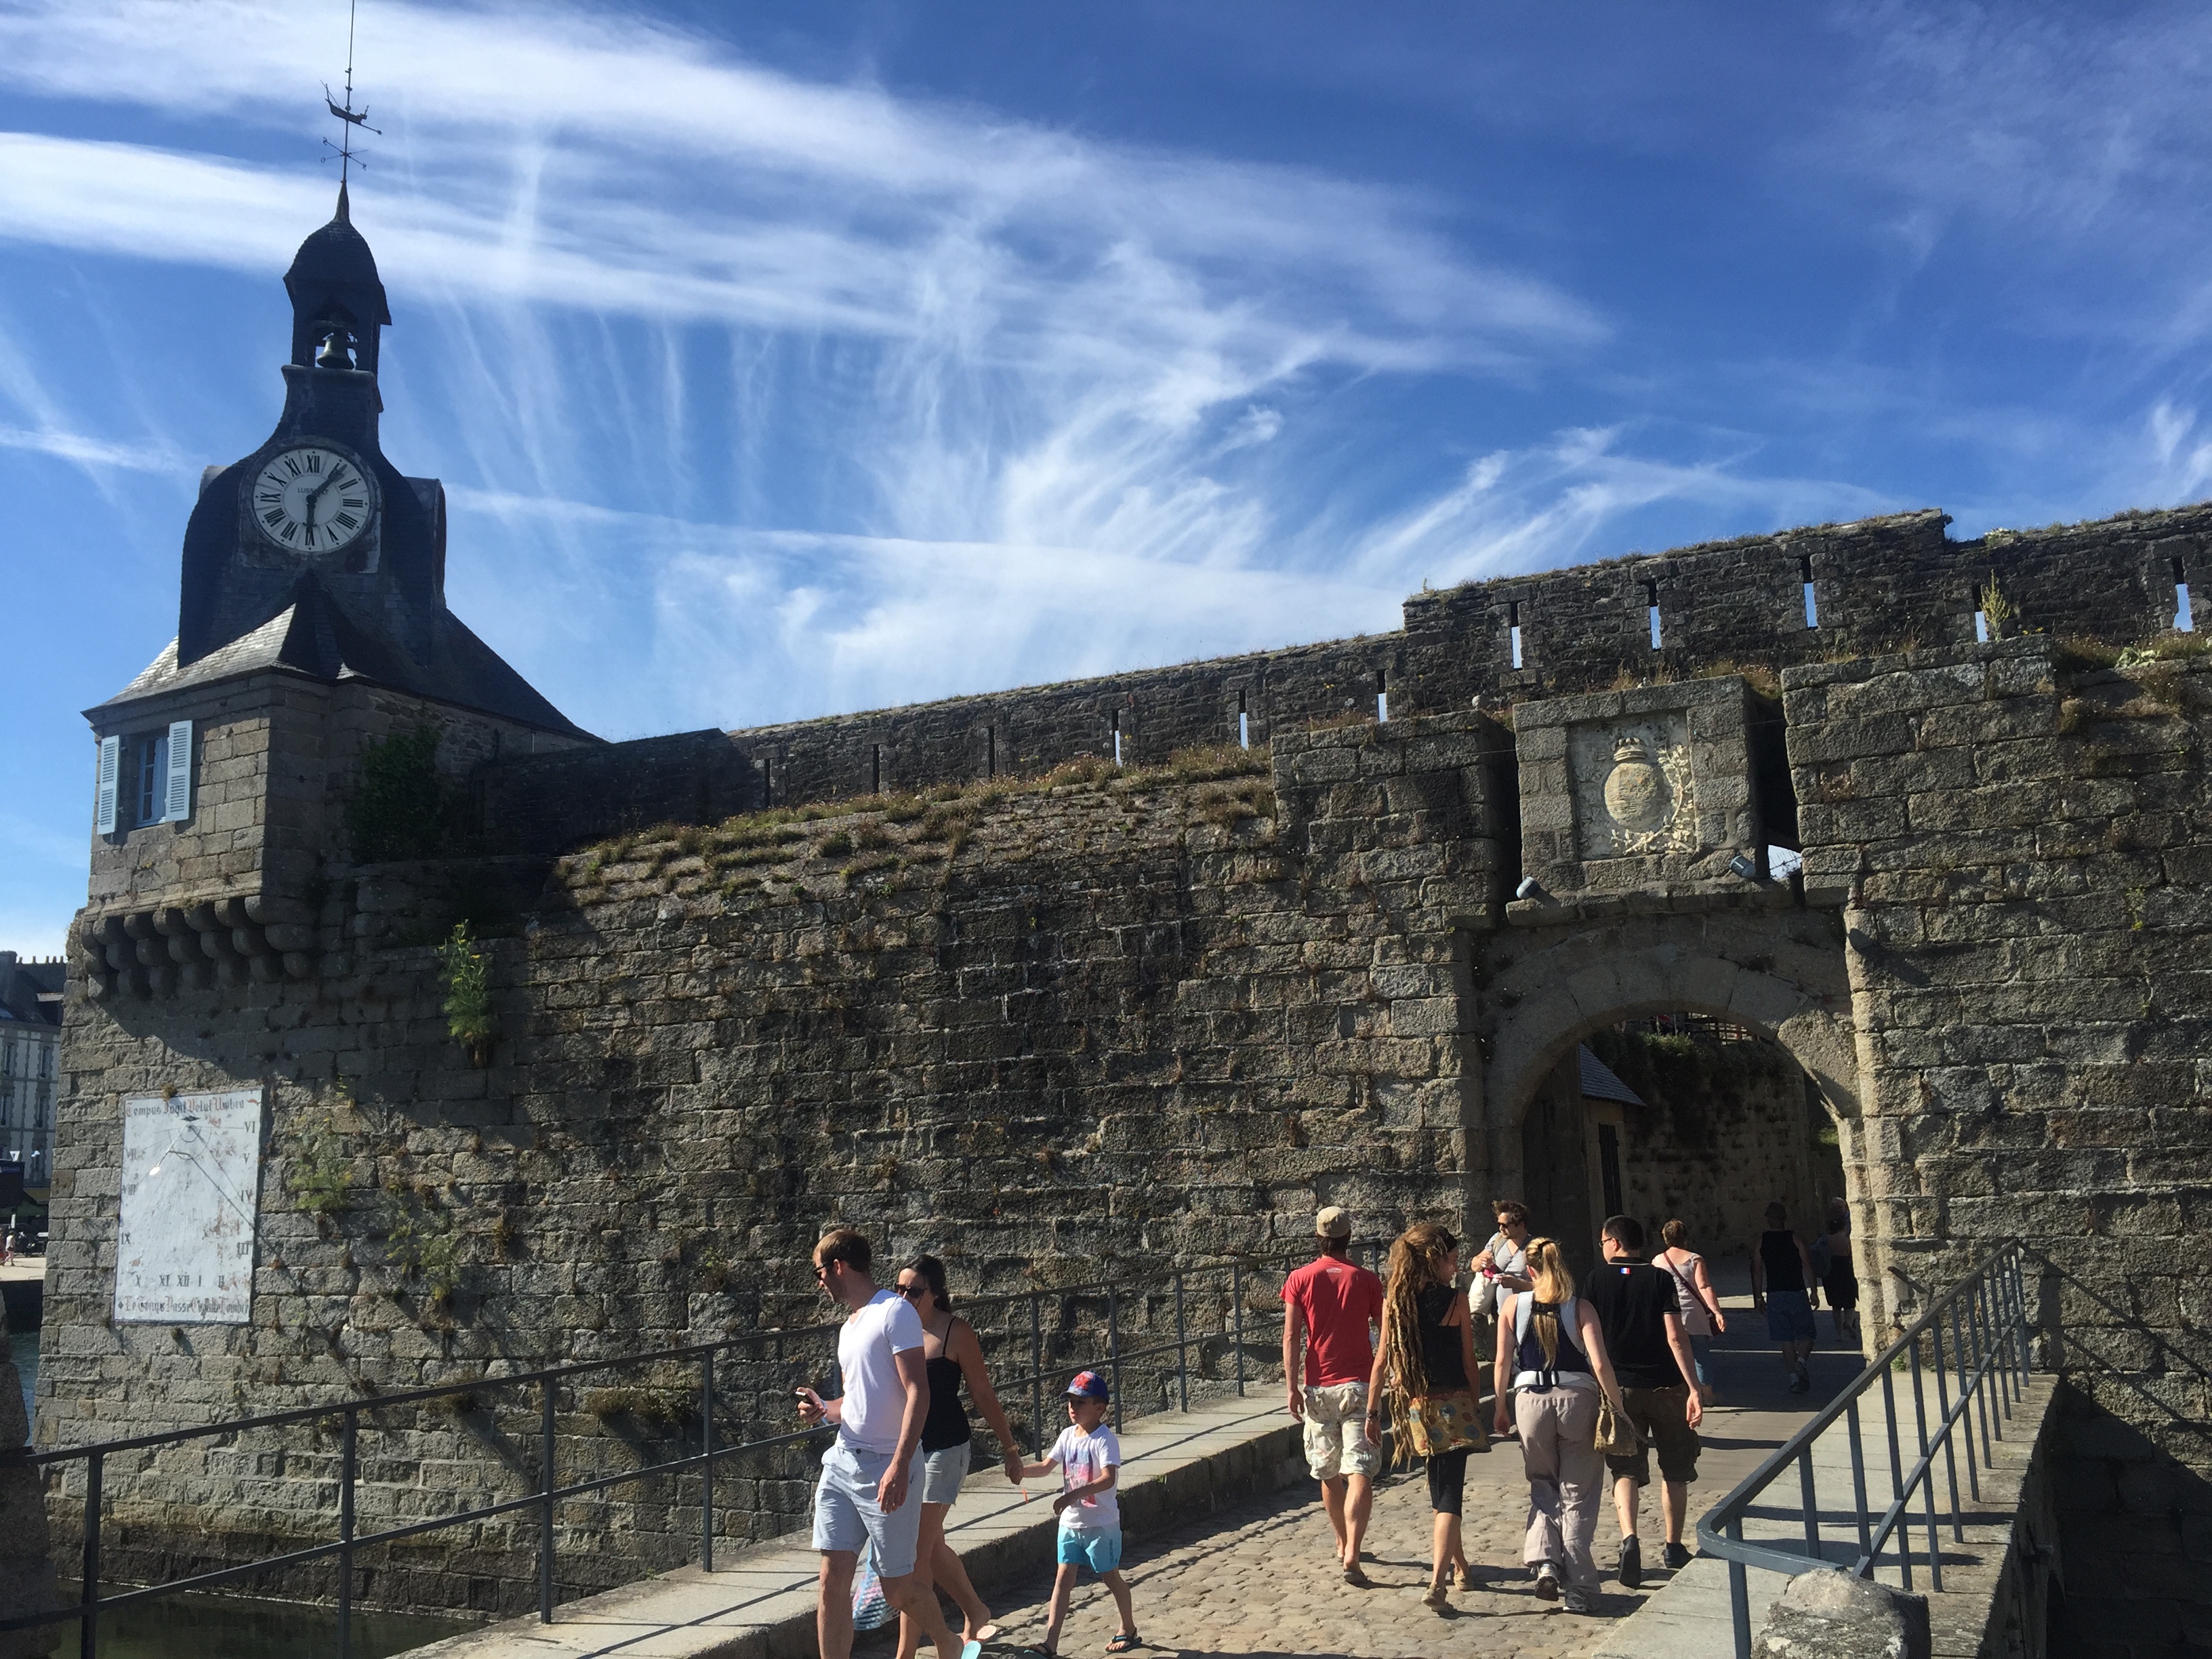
[{"x1": 1057, "y1": 1525, "x2": 1122, "y2": 1574}]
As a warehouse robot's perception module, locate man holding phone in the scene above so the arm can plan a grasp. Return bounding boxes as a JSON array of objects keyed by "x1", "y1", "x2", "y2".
[{"x1": 797, "y1": 1229, "x2": 978, "y2": 1659}]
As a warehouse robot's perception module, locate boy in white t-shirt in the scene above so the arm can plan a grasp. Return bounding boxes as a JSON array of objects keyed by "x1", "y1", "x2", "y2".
[{"x1": 1017, "y1": 1371, "x2": 1140, "y2": 1655}]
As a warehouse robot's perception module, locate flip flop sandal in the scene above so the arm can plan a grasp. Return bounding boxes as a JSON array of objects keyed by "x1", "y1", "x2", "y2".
[
  {"x1": 1105, "y1": 1635, "x2": 1143, "y2": 1653},
  {"x1": 970, "y1": 1627, "x2": 1001, "y2": 1645}
]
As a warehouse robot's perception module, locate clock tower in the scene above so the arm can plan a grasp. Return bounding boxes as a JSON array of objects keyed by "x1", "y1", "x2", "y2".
[{"x1": 78, "y1": 186, "x2": 595, "y2": 993}]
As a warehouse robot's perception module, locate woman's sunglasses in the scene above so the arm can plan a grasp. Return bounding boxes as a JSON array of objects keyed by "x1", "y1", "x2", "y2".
[{"x1": 895, "y1": 1282, "x2": 926, "y2": 1300}]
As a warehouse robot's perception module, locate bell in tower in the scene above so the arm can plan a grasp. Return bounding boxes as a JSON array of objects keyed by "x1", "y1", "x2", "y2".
[{"x1": 285, "y1": 180, "x2": 389, "y2": 378}]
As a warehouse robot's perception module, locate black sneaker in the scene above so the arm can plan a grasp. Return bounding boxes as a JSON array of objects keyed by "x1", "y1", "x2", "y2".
[
  {"x1": 1534, "y1": 1562, "x2": 1560, "y2": 1601},
  {"x1": 1617, "y1": 1536, "x2": 1642, "y2": 1589},
  {"x1": 1663, "y1": 1541, "x2": 1692, "y2": 1570}
]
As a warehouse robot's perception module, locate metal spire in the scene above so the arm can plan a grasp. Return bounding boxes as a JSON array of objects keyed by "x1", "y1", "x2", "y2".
[{"x1": 321, "y1": 0, "x2": 382, "y2": 191}]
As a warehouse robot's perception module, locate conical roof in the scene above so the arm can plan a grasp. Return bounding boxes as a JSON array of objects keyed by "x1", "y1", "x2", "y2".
[{"x1": 283, "y1": 182, "x2": 391, "y2": 324}]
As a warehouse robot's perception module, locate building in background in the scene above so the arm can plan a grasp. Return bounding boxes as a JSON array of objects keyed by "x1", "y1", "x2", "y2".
[{"x1": 0, "y1": 951, "x2": 64, "y2": 1195}]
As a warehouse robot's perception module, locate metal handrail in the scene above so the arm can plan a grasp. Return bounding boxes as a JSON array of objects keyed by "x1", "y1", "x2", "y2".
[
  {"x1": 1694, "y1": 1240, "x2": 2032, "y2": 1659},
  {"x1": 1, "y1": 1251, "x2": 1332, "y2": 1656}
]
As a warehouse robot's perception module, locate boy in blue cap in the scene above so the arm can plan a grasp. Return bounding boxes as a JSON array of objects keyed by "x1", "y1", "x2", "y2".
[{"x1": 1019, "y1": 1370, "x2": 1140, "y2": 1654}]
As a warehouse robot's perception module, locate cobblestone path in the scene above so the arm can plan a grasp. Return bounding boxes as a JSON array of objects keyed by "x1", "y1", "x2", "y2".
[
  {"x1": 964, "y1": 1446, "x2": 1648, "y2": 1659},
  {"x1": 905, "y1": 1264, "x2": 1857, "y2": 1659}
]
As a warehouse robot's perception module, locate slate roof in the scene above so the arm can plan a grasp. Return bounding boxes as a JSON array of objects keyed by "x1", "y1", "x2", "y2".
[
  {"x1": 0, "y1": 957, "x2": 62, "y2": 1029},
  {"x1": 1578, "y1": 1044, "x2": 1645, "y2": 1106},
  {"x1": 89, "y1": 580, "x2": 594, "y2": 741}
]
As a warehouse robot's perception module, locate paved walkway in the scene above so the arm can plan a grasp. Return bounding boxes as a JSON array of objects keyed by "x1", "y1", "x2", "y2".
[{"x1": 937, "y1": 1261, "x2": 1871, "y2": 1659}]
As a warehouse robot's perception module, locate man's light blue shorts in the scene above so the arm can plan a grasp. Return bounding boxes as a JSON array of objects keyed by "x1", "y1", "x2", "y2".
[
  {"x1": 813, "y1": 1441, "x2": 924, "y2": 1578},
  {"x1": 1057, "y1": 1525, "x2": 1123, "y2": 1574}
]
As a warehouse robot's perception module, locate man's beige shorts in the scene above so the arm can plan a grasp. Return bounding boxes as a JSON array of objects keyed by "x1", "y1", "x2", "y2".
[{"x1": 1302, "y1": 1381, "x2": 1380, "y2": 1481}]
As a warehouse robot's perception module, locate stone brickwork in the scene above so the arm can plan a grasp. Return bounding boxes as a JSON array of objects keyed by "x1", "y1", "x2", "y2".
[
  {"x1": 41, "y1": 722, "x2": 1503, "y2": 1612},
  {"x1": 1780, "y1": 638, "x2": 2212, "y2": 1653},
  {"x1": 84, "y1": 678, "x2": 584, "y2": 997},
  {"x1": 1584, "y1": 1028, "x2": 1843, "y2": 1256},
  {"x1": 39, "y1": 504, "x2": 2212, "y2": 1643}
]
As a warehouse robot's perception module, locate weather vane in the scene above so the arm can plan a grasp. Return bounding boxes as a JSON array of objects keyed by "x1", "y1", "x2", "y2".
[{"x1": 321, "y1": 0, "x2": 382, "y2": 182}]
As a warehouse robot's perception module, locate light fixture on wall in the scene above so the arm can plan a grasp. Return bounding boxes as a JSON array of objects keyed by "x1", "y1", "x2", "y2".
[
  {"x1": 1728, "y1": 854, "x2": 1761, "y2": 881},
  {"x1": 1515, "y1": 876, "x2": 1543, "y2": 899}
]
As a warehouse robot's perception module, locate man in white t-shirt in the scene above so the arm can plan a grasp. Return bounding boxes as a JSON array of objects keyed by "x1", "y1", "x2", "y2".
[{"x1": 796, "y1": 1229, "x2": 977, "y2": 1659}]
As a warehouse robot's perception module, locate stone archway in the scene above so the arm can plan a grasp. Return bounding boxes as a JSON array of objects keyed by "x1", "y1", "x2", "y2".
[{"x1": 1469, "y1": 906, "x2": 1887, "y2": 1334}]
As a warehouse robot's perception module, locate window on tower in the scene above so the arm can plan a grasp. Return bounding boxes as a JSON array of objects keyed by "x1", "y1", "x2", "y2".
[
  {"x1": 133, "y1": 731, "x2": 169, "y2": 826},
  {"x1": 96, "y1": 720, "x2": 194, "y2": 834}
]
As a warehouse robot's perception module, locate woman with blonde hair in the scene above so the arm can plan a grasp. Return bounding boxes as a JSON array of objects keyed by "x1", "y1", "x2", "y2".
[
  {"x1": 1363, "y1": 1222, "x2": 1486, "y2": 1612},
  {"x1": 1492, "y1": 1235, "x2": 1629, "y2": 1614}
]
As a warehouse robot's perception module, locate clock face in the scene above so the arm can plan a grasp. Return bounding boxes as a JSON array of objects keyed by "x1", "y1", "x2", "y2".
[{"x1": 250, "y1": 446, "x2": 376, "y2": 554}]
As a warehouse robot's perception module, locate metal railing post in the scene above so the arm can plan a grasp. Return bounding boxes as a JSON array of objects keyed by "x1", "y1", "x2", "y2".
[
  {"x1": 338, "y1": 1407, "x2": 357, "y2": 1659},
  {"x1": 1977, "y1": 1279, "x2": 2007, "y2": 1443},
  {"x1": 1931, "y1": 1323, "x2": 1963, "y2": 1541},
  {"x1": 1908, "y1": 1343, "x2": 1942, "y2": 1591},
  {"x1": 1174, "y1": 1271, "x2": 1189, "y2": 1413},
  {"x1": 539, "y1": 1380, "x2": 557, "y2": 1622},
  {"x1": 1971, "y1": 1282, "x2": 1996, "y2": 1468},
  {"x1": 701, "y1": 1351, "x2": 716, "y2": 1573},
  {"x1": 1107, "y1": 1285, "x2": 1124, "y2": 1432},
  {"x1": 1797, "y1": 1446, "x2": 1821, "y2": 1563},
  {"x1": 1029, "y1": 1293, "x2": 1044, "y2": 1458},
  {"x1": 1881, "y1": 1366, "x2": 1910, "y2": 1591},
  {"x1": 1990, "y1": 1274, "x2": 2016, "y2": 1422},
  {"x1": 1727, "y1": 1515, "x2": 1752, "y2": 1659},
  {"x1": 1949, "y1": 1298, "x2": 1982, "y2": 1502},
  {"x1": 1232, "y1": 1263, "x2": 1245, "y2": 1397},
  {"x1": 2009, "y1": 1249, "x2": 2032, "y2": 1389},
  {"x1": 1847, "y1": 1398, "x2": 1872, "y2": 1571},
  {"x1": 81, "y1": 1449, "x2": 102, "y2": 1659}
]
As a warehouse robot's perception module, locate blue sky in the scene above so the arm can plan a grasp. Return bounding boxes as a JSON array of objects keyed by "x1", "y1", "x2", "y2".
[{"x1": 4, "y1": 1, "x2": 2211, "y2": 956}]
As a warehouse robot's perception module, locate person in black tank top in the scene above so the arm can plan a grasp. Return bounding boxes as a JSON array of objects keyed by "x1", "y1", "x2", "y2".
[
  {"x1": 1748, "y1": 1202, "x2": 1819, "y2": 1393},
  {"x1": 893, "y1": 1256, "x2": 1027, "y2": 1655}
]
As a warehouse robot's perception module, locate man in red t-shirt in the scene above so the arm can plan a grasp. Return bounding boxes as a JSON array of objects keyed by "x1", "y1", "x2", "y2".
[{"x1": 1282, "y1": 1206, "x2": 1386, "y2": 1585}]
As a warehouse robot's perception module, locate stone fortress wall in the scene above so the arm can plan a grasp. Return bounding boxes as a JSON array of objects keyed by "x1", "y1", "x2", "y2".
[
  {"x1": 42, "y1": 501, "x2": 2212, "y2": 1645},
  {"x1": 492, "y1": 505, "x2": 2201, "y2": 828}
]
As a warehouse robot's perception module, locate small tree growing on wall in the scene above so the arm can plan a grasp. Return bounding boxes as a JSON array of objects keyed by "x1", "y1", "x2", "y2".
[{"x1": 437, "y1": 922, "x2": 495, "y2": 1066}]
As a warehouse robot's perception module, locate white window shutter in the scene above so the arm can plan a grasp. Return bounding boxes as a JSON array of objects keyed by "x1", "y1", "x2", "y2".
[
  {"x1": 163, "y1": 720, "x2": 193, "y2": 823},
  {"x1": 95, "y1": 735, "x2": 120, "y2": 834}
]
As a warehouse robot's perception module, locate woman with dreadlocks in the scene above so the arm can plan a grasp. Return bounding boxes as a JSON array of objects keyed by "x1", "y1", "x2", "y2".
[
  {"x1": 1491, "y1": 1235, "x2": 1629, "y2": 1614},
  {"x1": 1361, "y1": 1222, "x2": 1486, "y2": 1612}
]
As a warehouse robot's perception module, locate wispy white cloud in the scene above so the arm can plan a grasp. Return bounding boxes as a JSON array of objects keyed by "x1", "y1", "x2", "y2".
[
  {"x1": 2142, "y1": 402, "x2": 2212, "y2": 506},
  {"x1": 0, "y1": 0, "x2": 1627, "y2": 692},
  {"x1": 0, "y1": 422, "x2": 183, "y2": 472},
  {"x1": 444, "y1": 421, "x2": 1887, "y2": 737},
  {"x1": 1810, "y1": 2, "x2": 2212, "y2": 351}
]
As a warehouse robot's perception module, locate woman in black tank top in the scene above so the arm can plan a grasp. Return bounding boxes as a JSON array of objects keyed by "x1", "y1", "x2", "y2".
[{"x1": 894, "y1": 1256, "x2": 1026, "y2": 1654}]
